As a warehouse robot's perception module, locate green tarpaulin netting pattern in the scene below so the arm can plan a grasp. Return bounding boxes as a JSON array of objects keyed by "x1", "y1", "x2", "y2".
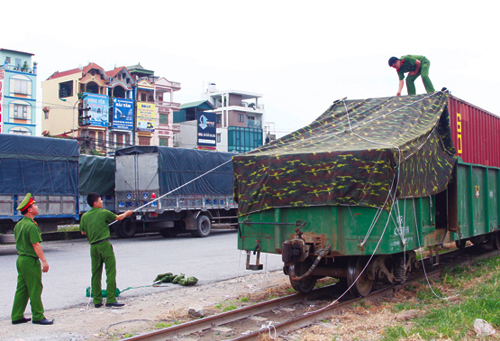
[{"x1": 233, "y1": 92, "x2": 457, "y2": 216}]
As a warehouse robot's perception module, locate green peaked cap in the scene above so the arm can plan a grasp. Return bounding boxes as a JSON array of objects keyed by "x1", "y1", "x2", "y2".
[{"x1": 17, "y1": 193, "x2": 35, "y2": 211}]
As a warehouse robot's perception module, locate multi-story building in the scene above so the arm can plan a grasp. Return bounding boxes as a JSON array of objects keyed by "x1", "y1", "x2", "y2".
[
  {"x1": 154, "y1": 77, "x2": 181, "y2": 147},
  {"x1": 204, "y1": 84, "x2": 264, "y2": 153},
  {"x1": 42, "y1": 63, "x2": 110, "y2": 153},
  {"x1": 106, "y1": 66, "x2": 135, "y2": 153},
  {"x1": 0, "y1": 48, "x2": 38, "y2": 135},
  {"x1": 126, "y1": 64, "x2": 181, "y2": 147},
  {"x1": 173, "y1": 84, "x2": 265, "y2": 152}
]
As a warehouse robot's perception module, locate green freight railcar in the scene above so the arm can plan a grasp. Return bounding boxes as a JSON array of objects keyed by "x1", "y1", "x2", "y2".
[{"x1": 234, "y1": 91, "x2": 500, "y2": 296}]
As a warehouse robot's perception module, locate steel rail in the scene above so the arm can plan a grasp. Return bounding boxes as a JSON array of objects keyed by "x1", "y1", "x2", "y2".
[
  {"x1": 123, "y1": 284, "x2": 335, "y2": 341},
  {"x1": 124, "y1": 247, "x2": 500, "y2": 341}
]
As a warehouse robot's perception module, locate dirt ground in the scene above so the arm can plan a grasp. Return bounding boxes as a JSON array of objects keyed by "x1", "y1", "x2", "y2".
[
  {"x1": 1, "y1": 261, "x2": 495, "y2": 341},
  {"x1": 0, "y1": 270, "x2": 292, "y2": 341}
]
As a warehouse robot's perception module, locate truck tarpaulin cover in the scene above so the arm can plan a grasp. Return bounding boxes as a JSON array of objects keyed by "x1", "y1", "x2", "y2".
[
  {"x1": 79, "y1": 155, "x2": 115, "y2": 196},
  {"x1": 0, "y1": 134, "x2": 79, "y2": 195},
  {"x1": 115, "y1": 146, "x2": 234, "y2": 195},
  {"x1": 233, "y1": 92, "x2": 457, "y2": 216}
]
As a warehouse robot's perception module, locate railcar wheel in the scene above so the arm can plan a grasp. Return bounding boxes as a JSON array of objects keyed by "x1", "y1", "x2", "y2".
[
  {"x1": 289, "y1": 260, "x2": 317, "y2": 293},
  {"x1": 119, "y1": 219, "x2": 137, "y2": 238},
  {"x1": 455, "y1": 239, "x2": 467, "y2": 249},
  {"x1": 347, "y1": 256, "x2": 373, "y2": 297},
  {"x1": 191, "y1": 215, "x2": 211, "y2": 237}
]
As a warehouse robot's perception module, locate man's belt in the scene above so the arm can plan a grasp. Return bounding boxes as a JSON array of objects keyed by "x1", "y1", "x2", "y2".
[{"x1": 91, "y1": 238, "x2": 109, "y2": 245}]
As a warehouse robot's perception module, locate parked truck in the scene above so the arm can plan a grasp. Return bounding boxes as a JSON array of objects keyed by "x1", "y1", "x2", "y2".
[
  {"x1": 114, "y1": 146, "x2": 237, "y2": 238},
  {"x1": 78, "y1": 154, "x2": 116, "y2": 214},
  {"x1": 0, "y1": 134, "x2": 79, "y2": 243}
]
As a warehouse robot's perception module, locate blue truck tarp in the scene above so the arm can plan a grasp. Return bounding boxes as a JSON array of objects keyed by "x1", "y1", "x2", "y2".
[{"x1": 0, "y1": 134, "x2": 79, "y2": 196}]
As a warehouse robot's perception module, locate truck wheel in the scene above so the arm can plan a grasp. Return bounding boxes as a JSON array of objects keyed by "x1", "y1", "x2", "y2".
[
  {"x1": 191, "y1": 215, "x2": 211, "y2": 237},
  {"x1": 120, "y1": 219, "x2": 137, "y2": 238}
]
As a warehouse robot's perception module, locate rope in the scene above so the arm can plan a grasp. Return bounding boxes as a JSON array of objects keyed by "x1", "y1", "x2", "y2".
[{"x1": 108, "y1": 158, "x2": 233, "y2": 226}]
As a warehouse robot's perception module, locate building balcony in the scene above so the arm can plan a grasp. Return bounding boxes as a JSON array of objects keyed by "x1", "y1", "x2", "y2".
[
  {"x1": 1, "y1": 64, "x2": 37, "y2": 74},
  {"x1": 247, "y1": 120, "x2": 262, "y2": 129},
  {"x1": 157, "y1": 123, "x2": 181, "y2": 133},
  {"x1": 213, "y1": 103, "x2": 265, "y2": 113},
  {"x1": 156, "y1": 101, "x2": 181, "y2": 112}
]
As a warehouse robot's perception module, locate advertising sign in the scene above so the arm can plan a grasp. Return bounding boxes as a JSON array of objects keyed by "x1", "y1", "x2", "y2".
[
  {"x1": 197, "y1": 112, "x2": 216, "y2": 147},
  {"x1": 137, "y1": 102, "x2": 155, "y2": 132},
  {"x1": 112, "y1": 98, "x2": 134, "y2": 130},
  {"x1": 0, "y1": 70, "x2": 4, "y2": 133},
  {"x1": 84, "y1": 93, "x2": 109, "y2": 127}
]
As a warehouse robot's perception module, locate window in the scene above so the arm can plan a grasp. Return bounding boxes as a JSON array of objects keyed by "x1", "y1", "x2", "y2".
[
  {"x1": 59, "y1": 81, "x2": 73, "y2": 98},
  {"x1": 238, "y1": 114, "x2": 244, "y2": 122},
  {"x1": 216, "y1": 114, "x2": 221, "y2": 124},
  {"x1": 98, "y1": 131, "x2": 105, "y2": 147},
  {"x1": 217, "y1": 133, "x2": 221, "y2": 143},
  {"x1": 160, "y1": 114, "x2": 168, "y2": 125},
  {"x1": 13, "y1": 104, "x2": 28, "y2": 119},
  {"x1": 138, "y1": 136, "x2": 150, "y2": 146},
  {"x1": 159, "y1": 138, "x2": 169, "y2": 146},
  {"x1": 141, "y1": 93, "x2": 146, "y2": 101},
  {"x1": 13, "y1": 79, "x2": 29, "y2": 94},
  {"x1": 5, "y1": 57, "x2": 11, "y2": 63},
  {"x1": 15, "y1": 58, "x2": 21, "y2": 68}
]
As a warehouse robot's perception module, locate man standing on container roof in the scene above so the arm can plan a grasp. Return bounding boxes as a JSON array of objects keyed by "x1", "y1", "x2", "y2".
[
  {"x1": 79, "y1": 192, "x2": 133, "y2": 308},
  {"x1": 11, "y1": 193, "x2": 54, "y2": 325},
  {"x1": 389, "y1": 55, "x2": 435, "y2": 96}
]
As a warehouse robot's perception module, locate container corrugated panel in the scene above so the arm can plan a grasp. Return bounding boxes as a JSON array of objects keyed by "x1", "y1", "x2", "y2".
[{"x1": 448, "y1": 96, "x2": 500, "y2": 167}]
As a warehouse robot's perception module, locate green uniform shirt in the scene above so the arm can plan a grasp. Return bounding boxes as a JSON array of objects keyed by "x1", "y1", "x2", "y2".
[
  {"x1": 397, "y1": 55, "x2": 426, "y2": 80},
  {"x1": 14, "y1": 216, "x2": 42, "y2": 258},
  {"x1": 79, "y1": 207, "x2": 117, "y2": 244}
]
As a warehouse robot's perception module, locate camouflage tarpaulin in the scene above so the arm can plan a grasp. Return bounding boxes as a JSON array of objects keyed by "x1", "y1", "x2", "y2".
[{"x1": 233, "y1": 92, "x2": 457, "y2": 216}]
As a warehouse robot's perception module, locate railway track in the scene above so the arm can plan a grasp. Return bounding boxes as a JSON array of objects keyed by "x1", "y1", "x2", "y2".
[{"x1": 124, "y1": 245, "x2": 499, "y2": 341}]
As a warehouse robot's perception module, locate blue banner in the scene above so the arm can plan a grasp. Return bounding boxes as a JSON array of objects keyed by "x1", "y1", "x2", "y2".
[
  {"x1": 197, "y1": 112, "x2": 216, "y2": 147},
  {"x1": 112, "y1": 98, "x2": 134, "y2": 130},
  {"x1": 84, "y1": 93, "x2": 109, "y2": 127}
]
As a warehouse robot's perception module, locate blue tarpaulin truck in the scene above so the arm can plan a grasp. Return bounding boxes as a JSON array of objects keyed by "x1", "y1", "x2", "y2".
[
  {"x1": 114, "y1": 146, "x2": 238, "y2": 238},
  {"x1": 0, "y1": 134, "x2": 79, "y2": 243}
]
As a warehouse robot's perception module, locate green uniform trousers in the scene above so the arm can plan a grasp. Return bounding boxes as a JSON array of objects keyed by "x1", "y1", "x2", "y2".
[
  {"x1": 90, "y1": 241, "x2": 117, "y2": 305},
  {"x1": 405, "y1": 57, "x2": 435, "y2": 95},
  {"x1": 12, "y1": 256, "x2": 45, "y2": 321}
]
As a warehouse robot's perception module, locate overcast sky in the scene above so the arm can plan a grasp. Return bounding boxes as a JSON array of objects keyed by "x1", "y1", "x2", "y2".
[{"x1": 3, "y1": 0, "x2": 499, "y2": 137}]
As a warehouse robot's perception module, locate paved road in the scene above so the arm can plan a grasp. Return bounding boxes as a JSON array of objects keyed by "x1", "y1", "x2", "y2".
[{"x1": 0, "y1": 230, "x2": 283, "y2": 320}]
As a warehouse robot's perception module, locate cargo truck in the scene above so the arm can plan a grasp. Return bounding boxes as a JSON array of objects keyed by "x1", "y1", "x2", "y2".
[
  {"x1": 0, "y1": 135, "x2": 79, "y2": 243},
  {"x1": 114, "y1": 146, "x2": 237, "y2": 238}
]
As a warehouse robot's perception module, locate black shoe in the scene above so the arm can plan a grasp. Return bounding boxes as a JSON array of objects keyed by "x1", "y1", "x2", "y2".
[
  {"x1": 12, "y1": 317, "x2": 31, "y2": 324},
  {"x1": 32, "y1": 318, "x2": 54, "y2": 325},
  {"x1": 95, "y1": 303, "x2": 103, "y2": 308},
  {"x1": 105, "y1": 302, "x2": 125, "y2": 308}
]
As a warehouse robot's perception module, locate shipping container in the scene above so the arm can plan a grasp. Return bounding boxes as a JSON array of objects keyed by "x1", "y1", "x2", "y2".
[{"x1": 448, "y1": 95, "x2": 500, "y2": 167}]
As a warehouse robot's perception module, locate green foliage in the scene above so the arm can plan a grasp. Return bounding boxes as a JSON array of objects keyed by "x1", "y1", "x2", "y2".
[
  {"x1": 240, "y1": 297, "x2": 249, "y2": 302},
  {"x1": 222, "y1": 304, "x2": 237, "y2": 312},
  {"x1": 383, "y1": 255, "x2": 500, "y2": 341}
]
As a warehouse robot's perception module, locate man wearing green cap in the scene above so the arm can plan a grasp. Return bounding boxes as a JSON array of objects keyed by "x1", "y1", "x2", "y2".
[
  {"x1": 388, "y1": 55, "x2": 435, "y2": 96},
  {"x1": 80, "y1": 192, "x2": 133, "y2": 308},
  {"x1": 11, "y1": 193, "x2": 54, "y2": 325}
]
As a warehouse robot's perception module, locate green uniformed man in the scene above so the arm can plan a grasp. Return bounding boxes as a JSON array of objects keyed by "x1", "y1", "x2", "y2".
[
  {"x1": 11, "y1": 193, "x2": 54, "y2": 325},
  {"x1": 79, "y1": 192, "x2": 133, "y2": 308},
  {"x1": 388, "y1": 55, "x2": 435, "y2": 96}
]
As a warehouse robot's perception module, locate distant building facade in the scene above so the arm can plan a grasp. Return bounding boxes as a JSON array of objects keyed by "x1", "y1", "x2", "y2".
[
  {"x1": 0, "y1": 48, "x2": 37, "y2": 135},
  {"x1": 174, "y1": 83, "x2": 264, "y2": 153},
  {"x1": 42, "y1": 62, "x2": 180, "y2": 153}
]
